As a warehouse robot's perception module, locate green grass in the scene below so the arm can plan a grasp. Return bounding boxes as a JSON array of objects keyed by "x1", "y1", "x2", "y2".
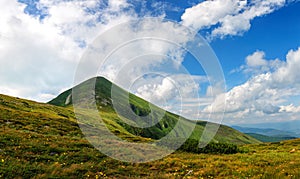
[
  {"x1": 1, "y1": 127, "x2": 300, "y2": 178},
  {"x1": 0, "y1": 94, "x2": 300, "y2": 178}
]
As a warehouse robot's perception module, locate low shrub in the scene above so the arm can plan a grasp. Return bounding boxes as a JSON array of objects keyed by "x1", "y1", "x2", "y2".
[{"x1": 179, "y1": 139, "x2": 240, "y2": 154}]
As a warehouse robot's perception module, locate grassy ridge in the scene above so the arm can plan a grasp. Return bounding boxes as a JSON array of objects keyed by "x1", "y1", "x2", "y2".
[
  {"x1": 48, "y1": 77, "x2": 259, "y2": 145},
  {"x1": 0, "y1": 94, "x2": 300, "y2": 178}
]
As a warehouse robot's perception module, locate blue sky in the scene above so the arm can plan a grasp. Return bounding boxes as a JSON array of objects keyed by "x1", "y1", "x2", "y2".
[
  {"x1": 1, "y1": 0, "x2": 300, "y2": 124},
  {"x1": 212, "y1": 2, "x2": 300, "y2": 87}
]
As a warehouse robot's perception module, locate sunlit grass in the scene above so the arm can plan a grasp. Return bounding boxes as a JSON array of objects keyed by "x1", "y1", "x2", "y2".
[{"x1": 1, "y1": 93, "x2": 299, "y2": 178}]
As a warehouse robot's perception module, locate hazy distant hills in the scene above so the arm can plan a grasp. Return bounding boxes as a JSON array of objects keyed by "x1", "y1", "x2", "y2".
[
  {"x1": 245, "y1": 133, "x2": 296, "y2": 142},
  {"x1": 234, "y1": 121, "x2": 300, "y2": 137},
  {"x1": 232, "y1": 126, "x2": 298, "y2": 137},
  {"x1": 232, "y1": 125, "x2": 299, "y2": 142}
]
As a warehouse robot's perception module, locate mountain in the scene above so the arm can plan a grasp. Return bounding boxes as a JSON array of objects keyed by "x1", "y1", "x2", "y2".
[
  {"x1": 235, "y1": 121, "x2": 300, "y2": 137},
  {"x1": 49, "y1": 76, "x2": 260, "y2": 145},
  {"x1": 245, "y1": 133, "x2": 296, "y2": 142},
  {"x1": 1, "y1": 87, "x2": 300, "y2": 178},
  {"x1": 232, "y1": 125, "x2": 300, "y2": 139},
  {"x1": 232, "y1": 125, "x2": 299, "y2": 138}
]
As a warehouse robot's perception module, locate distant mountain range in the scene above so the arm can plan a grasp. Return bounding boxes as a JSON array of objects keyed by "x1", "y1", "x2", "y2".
[
  {"x1": 232, "y1": 125, "x2": 299, "y2": 142},
  {"x1": 234, "y1": 121, "x2": 300, "y2": 136},
  {"x1": 245, "y1": 133, "x2": 296, "y2": 143}
]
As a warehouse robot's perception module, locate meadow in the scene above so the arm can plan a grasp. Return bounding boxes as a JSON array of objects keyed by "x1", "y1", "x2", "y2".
[
  {"x1": 0, "y1": 76, "x2": 300, "y2": 179},
  {"x1": 0, "y1": 93, "x2": 299, "y2": 178},
  {"x1": 1, "y1": 124, "x2": 300, "y2": 178}
]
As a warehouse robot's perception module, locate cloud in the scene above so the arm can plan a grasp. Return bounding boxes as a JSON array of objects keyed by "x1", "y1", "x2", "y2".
[
  {"x1": 0, "y1": 0, "x2": 78, "y2": 100},
  {"x1": 280, "y1": 104, "x2": 300, "y2": 113},
  {"x1": 211, "y1": 0, "x2": 286, "y2": 38},
  {"x1": 246, "y1": 51, "x2": 268, "y2": 67},
  {"x1": 135, "y1": 77, "x2": 177, "y2": 104},
  {"x1": 133, "y1": 74, "x2": 205, "y2": 101},
  {"x1": 86, "y1": 18, "x2": 195, "y2": 84},
  {"x1": 273, "y1": 47, "x2": 300, "y2": 85},
  {"x1": 205, "y1": 47, "x2": 300, "y2": 123},
  {"x1": 0, "y1": 0, "x2": 210, "y2": 118},
  {"x1": 131, "y1": 73, "x2": 209, "y2": 118},
  {"x1": 181, "y1": 0, "x2": 290, "y2": 39},
  {"x1": 236, "y1": 51, "x2": 284, "y2": 74},
  {"x1": 0, "y1": 0, "x2": 201, "y2": 114},
  {"x1": 0, "y1": 0, "x2": 136, "y2": 102},
  {"x1": 181, "y1": 0, "x2": 247, "y2": 30}
]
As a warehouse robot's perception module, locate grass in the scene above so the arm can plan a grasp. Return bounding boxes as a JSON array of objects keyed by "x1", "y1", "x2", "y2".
[
  {"x1": 0, "y1": 76, "x2": 299, "y2": 178},
  {"x1": 1, "y1": 124, "x2": 300, "y2": 178}
]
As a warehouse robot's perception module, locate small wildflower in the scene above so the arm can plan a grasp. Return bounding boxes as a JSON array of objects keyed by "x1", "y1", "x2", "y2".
[{"x1": 1, "y1": 159, "x2": 4, "y2": 163}]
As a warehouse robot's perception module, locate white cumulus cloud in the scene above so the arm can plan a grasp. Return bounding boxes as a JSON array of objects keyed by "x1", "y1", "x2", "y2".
[
  {"x1": 181, "y1": 0, "x2": 291, "y2": 39},
  {"x1": 0, "y1": 0, "x2": 136, "y2": 101},
  {"x1": 181, "y1": 0, "x2": 247, "y2": 30},
  {"x1": 204, "y1": 47, "x2": 300, "y2": 123}
]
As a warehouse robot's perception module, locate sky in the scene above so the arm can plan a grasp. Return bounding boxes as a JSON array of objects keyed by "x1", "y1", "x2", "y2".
[{"x1": 1, "y1": 0, "x2": 300, "y2": 125}]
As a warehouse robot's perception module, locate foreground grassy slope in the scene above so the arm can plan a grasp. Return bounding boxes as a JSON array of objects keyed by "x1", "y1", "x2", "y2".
[
  {"x1": 0, "y1": 94, "x2": 300, "y2": 178},
  {"x1": 0, "y1": 95, "x2": 300, "y2": 178},
  {"x1": 48, "y1": 76, "x2": 259, "y2": 145}
]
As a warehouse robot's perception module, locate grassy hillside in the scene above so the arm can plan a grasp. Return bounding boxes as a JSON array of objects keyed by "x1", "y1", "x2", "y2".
[
  {"x1": 48, "y1": 76, "x2": 259, "y2": 145},
  {"x1": 1, "y1": 94, "x2": 300, "y2": 178}
]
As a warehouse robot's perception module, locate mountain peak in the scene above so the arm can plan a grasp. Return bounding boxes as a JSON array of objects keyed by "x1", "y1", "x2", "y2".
[{"x1": 48, "y1": 76, "x2": 260, "y2": 144}]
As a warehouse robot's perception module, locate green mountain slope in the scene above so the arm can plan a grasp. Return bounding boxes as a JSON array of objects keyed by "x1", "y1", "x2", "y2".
[{"x1": 49, "y1": 76, "x2": 259, "y2": 145}]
